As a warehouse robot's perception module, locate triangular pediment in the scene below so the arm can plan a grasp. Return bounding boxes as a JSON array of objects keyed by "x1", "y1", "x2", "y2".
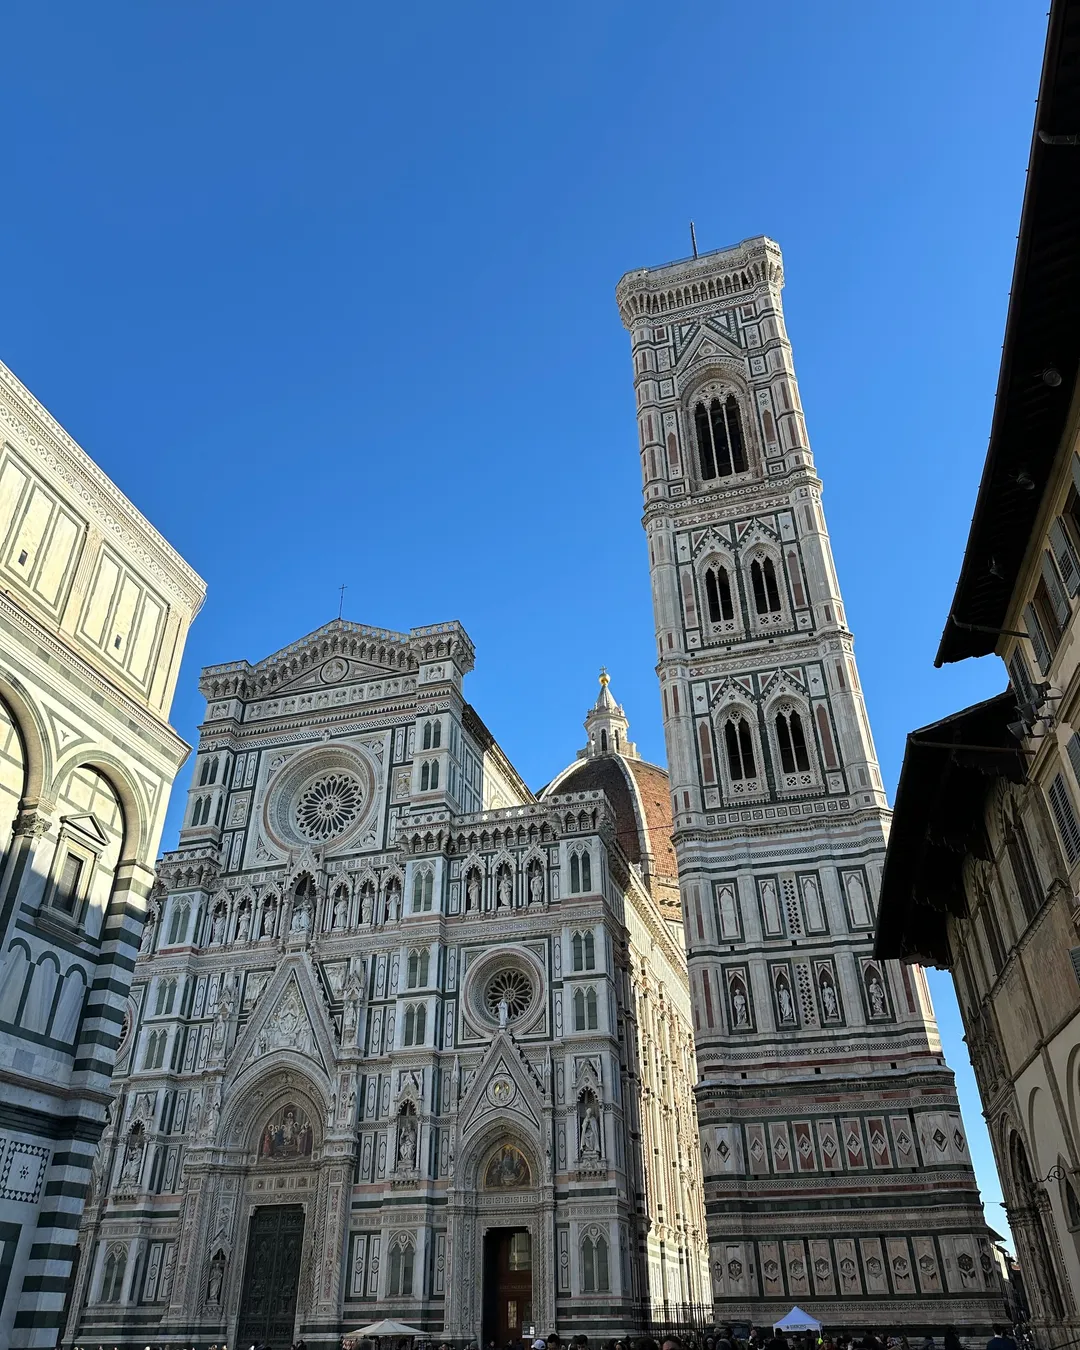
[
  {"x1": 61, "y1": 813, "x2": 111, "y2": 847},
  {"x1": 235, "y1": 620, "x2": 418, "y2": 699},
  {"x1": 672, "y1": 321, "x2": 700, "y2": 364},
  {"x1": 677, "y1": 321, "x2": 743, "y2": 369},
  {"x1": 253, "y1": 620, "x2": 412, "y2": 671},
  {"x1": 457, "y1": 1031, "x2": 546, "y2": 1139},
  {"x1": 229, "y1": 958, "x2": 334, "y2": 1080},
  {"x1": 269, "y1": 658, "x2": 405, "y2": 697},
  {"x1": 735, "y1": 516, "x2": 781, "y2": 547}
]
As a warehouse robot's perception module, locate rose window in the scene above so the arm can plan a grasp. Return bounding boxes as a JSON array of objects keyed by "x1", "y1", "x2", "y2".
[
  {"x1": 485, "y1": 969, "x2": 533, "y2": 1022},
  {"x1": 294, "y1": 773, "x2": 363, "y2": 842}
]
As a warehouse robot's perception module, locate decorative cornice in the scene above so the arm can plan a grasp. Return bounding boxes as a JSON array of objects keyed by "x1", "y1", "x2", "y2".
[
  {"x1": 616, "y1": 236, "x2": 785, "y2": 328},
  {"x1": 198, "y1": 619, "x2": 476, "y2": 701},
  {"x1": 0, "y1": 359, "x2": 205, "y2": 613},
  {"x1": 0, "y1": 594, "x2": 191, "y2": 764}
]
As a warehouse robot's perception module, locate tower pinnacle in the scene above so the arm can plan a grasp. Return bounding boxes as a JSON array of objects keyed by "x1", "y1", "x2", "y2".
[{"x1": 580, "y1": 670, "x2": 638, "y2": 760}]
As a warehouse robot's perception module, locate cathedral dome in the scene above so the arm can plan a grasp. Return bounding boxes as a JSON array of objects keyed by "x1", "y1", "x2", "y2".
[{"x1": 540, "y1": 672, "x2": 679, "y2": 918}]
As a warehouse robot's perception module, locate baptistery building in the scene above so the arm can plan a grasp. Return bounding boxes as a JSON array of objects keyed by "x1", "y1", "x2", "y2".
[{"x1": 63, "y1": 621, "x2": 708, "y2": 1349}]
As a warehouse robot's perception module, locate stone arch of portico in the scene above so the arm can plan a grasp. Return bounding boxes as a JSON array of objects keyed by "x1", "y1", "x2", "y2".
[
  {"x1": 0, "y1": 671, "x2": 49, "y2": 808},
  {"x1": 445, "y1": 1121, "x2": 555, "y2": 1342}
]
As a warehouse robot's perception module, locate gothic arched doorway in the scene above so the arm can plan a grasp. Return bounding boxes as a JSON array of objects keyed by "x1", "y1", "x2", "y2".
[
  {"x1": 235, "y1": 1096, "x2": 317, "y2": 1346},
  {"x1": 446, "y1": 1132, "x2": 554, "y2": 1345}
]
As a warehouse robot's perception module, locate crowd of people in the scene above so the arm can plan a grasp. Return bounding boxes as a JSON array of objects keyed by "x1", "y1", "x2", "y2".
[
  {"x1": 116, "y1": 1323, "x2": 1022, "y2": 1350},
  {"x1": 453, "y1": 1324, "x2": 1026, "y2": 1350}
]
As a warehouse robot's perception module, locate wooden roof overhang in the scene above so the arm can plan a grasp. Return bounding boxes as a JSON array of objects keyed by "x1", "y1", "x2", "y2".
[
  {"x1": 874, "y1": 692, "x2": 1026, "y2": 966},
  {"x1": 937, "y1": 0, "x2": 1080, "y2": 666}
]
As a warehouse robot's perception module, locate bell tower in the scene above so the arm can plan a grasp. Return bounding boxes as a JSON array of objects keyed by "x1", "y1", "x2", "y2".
[{"x1": 616, "y1": 238, "x2": 1002, "y2": 1328}]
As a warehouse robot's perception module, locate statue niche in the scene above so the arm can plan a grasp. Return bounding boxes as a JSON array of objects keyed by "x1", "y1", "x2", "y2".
[
  {"x1": 577, "y1": 1091, "x2": 602, "y2": 1164},
  {"x1": 259, "y1": 1101, "x2": 314, "y2": 1161},
  {"x1": 484, "y1": 1143, "x2": 531, "y2": 1189}
]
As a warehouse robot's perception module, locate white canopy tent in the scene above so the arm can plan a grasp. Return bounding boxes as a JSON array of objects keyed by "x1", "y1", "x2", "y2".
[
  {"x1": 774, "y1": 1306, "x2": 823, "y2": 1334},
  {"x1": 346, "y1": 1320, "x2": 428, "y2": 1338}
]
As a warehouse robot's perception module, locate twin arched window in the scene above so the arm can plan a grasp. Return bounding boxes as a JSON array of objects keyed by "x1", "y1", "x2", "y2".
[
  {"x1": 403, "y1": 1003, "x2": 426, "y2": 1047},
  {"x1": 422, "y1": 721, "x2": 442, "y2": 750},
  {"x1": 166, "y1": 901, "x2": 189, "y2": 946},
  {"x1": 724, "y1": 718, "x2": 756, "y2": 781},
  {"x1": 420, "y1": 760, "x2": 440, "y2": 791},
  {"x1": 153, "y1": 978, "x2": 176, "y2": 1016},
  {"x1": 705, "y1": 566, "x2": 735, "y2": 623},
  {"x1": 569, "y1": 851, "x2": 592, "y2": 894},
  {"x1": 775, "y1": 709, "x2": 811, "y2": 774},
  {"x1": 412, "y1": 871, "x2": 434, "y2": 913},
  {"x1": 581, "y1": 1232, "x2": 610, "y2": 1292},
  {"x1": 573, "y1": 987, "x2": 599, "y2": 1031},
  {"x1": 142, "y1": 1029, "x2": 167, "y2": 1070},
  {"x1": 101, "y1": 1245, "x2": 127, "y2": 1303},
  {"x1": 407, "y1": 949, "x2": 430, "y2": 988},
  {"x1": 198, "y1": 755, "x2": 220, "y2": 786},
  {"x1": 694, "y1": 395, "x2": 747, "y2": 480},
  {"x1": 572, "y1": 930, "x2": 595, "y2": 971},
  {"x1": 750, "y1": 557, "x2": 782, "y2": 615},
  {"x1": 388, "y1": 1235, "x2": 415, "y2": 1295}
]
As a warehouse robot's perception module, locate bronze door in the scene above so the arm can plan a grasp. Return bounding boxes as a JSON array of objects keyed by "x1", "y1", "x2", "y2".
[
  {"x1": 237, "y1": 1204, "x2": 305, "y2": 1347},
  {"x1": 483, "y1": 1228, "x2": 533, "y2": 1349}
]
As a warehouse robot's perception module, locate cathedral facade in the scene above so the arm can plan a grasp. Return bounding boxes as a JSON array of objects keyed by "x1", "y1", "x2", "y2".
[
  {"x1": 616, "y1": 237, "x2": 1004, "y2": 1332},
  {"x1": 64, "y1": 624, "x2": 708, "y2": 1349}
]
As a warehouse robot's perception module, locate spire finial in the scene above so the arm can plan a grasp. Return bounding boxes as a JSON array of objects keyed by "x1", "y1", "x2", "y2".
[{"x1": 599, "y1": 667, "x2": 609, "y2": 688}]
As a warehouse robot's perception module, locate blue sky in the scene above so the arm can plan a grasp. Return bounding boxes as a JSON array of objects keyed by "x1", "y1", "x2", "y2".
[{"x1": 1, "y1": 1, "x2": 1051, "y2": 1235}]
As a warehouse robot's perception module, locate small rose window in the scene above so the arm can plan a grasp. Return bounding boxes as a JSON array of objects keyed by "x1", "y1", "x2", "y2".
[
  {"x1": 485, "y1": 969, "x2": 533, "y2": 1022},
  {"x1": 294, "y1": 773, "x2": 364, "y2": 842}
]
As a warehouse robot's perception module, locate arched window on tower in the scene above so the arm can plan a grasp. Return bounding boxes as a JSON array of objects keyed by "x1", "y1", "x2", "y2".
[
  {"x1": 403, "y1": 1002, "x2": 426, "y2": 1046},
  {"x1": 724, "y1": 718, "x2": 756, "y2": 781},
  {"x1": 573, "y1": 987, "x2": 598, "y2": 1031},
  {"x1": 572, "y1": 930, "x2": 596, "y2": 972},
  {"x1": 431, "y1": 721, "x2": 441, "y2": 748},
  {"x1": 750, "y1": 558, "x2": 782, "y2": 615},
  {"x1": 705, "y1": 566, "x2": 734, "y2": 623},
  {"x1": 101, "y1": 1245, "x2": 127, "y2": 1303},
  {"x1": 412, "y1": 871, "x2": 434, "y2": 914},
  {"x1": 775, "y1": 709, "x2": 811, "y2": 774},
  {"x1": 388, "y1": 1235, "x2": 416, "y2": 1296},
  {"x1": 429, "y1": 760, "x2": 439, "y2": 790},
  {"x1": 581, "y1": 1231, "x2": 610, "y2": 1293},
  {"x1": 422, "y1": 723, "x2": 432, "y2": 750},
  {"x1": 570, "y1": 852, "x2": 591, "y2": 894},
  {"x1": 694, "y1": 395, "x2": 747, "y2": 480},
  {"x1": 407, "y1": 949, "x2": 430, "y2": 988}
]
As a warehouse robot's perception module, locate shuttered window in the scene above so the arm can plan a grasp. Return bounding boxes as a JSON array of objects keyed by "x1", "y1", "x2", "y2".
[
  {"x1": 1042, "y1": 552, "x2": 1071, "y2": 629},
  {"x1": 1009, "y1": 649, "x2": 1034, "y2": 705},
  {"x1": 1048, "y1": 773, "x2": 1080, "y2": 868},
  {"x1": 1068, "y1": 733, "x2": 1080, "y2": 791},
  {"x1": 1025, "y1": 603, "x2": 1052, "y2": 674},
  {"x1": 1050, "y1": 519, "x2": 1080, "y2": 597}
]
